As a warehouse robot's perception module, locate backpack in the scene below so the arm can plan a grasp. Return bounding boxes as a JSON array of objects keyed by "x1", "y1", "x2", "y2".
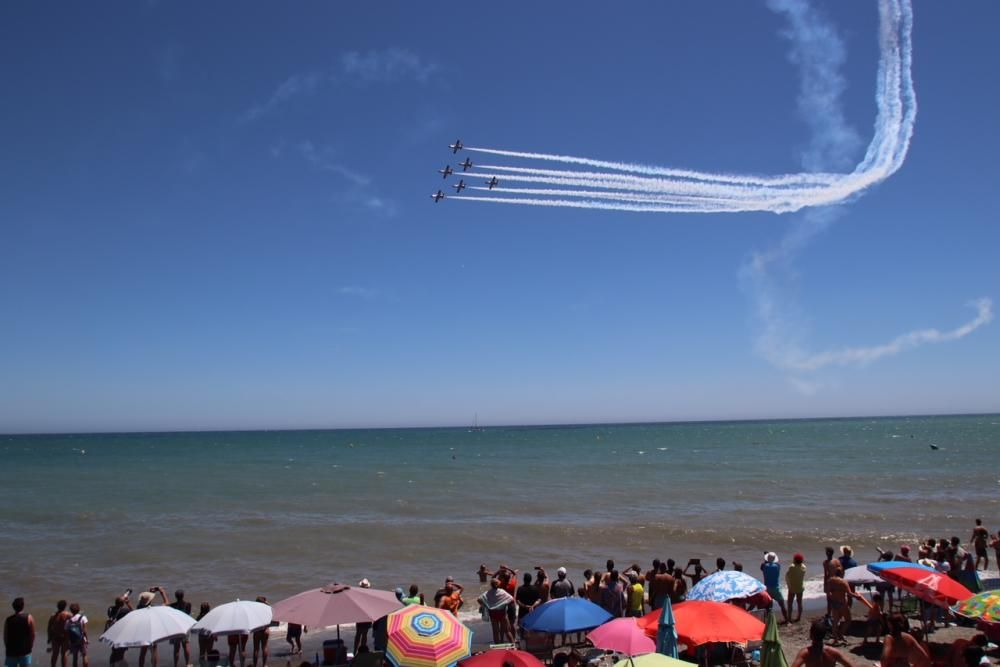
[{"x1": 67, "y1": 616, "x2": 85, "y2": 648}]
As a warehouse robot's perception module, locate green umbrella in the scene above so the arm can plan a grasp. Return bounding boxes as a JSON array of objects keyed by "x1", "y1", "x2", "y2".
[{"x1": 759, "y1": 612, "x2": 787, "y2": 667}]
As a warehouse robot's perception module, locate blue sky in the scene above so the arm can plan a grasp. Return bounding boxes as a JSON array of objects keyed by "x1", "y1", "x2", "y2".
[{"x1": 2, "y1": 1, "x2": 997, "y2": 433}]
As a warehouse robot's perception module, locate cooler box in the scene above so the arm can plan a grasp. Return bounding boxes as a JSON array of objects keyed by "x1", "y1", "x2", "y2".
[{"x1": 323, "y1": 639, "x2": 347, "y2": 666}]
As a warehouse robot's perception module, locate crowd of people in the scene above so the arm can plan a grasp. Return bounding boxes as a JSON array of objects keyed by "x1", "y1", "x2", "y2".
[{"x1": 5, "y1": 519, "x2": 998, "y2": 667}]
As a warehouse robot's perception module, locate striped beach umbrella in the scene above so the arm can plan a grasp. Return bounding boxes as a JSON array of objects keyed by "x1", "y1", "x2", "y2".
[
  {"x1": 952, "y1": 591, "x2": 1000, "y2": 623},
  {"x1": 386, "y1": 605, "x2": 472, "y2": 667}
]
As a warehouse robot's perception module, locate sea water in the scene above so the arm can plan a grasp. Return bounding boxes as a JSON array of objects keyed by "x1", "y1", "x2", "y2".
[{"x1": 2, "y1": 414, "x2": 997, "y2": 623}]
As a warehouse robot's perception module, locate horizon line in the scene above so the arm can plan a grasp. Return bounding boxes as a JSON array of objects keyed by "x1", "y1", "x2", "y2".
[{"x1": 3, "y1": 409, "x2": 997, "y2": 438}]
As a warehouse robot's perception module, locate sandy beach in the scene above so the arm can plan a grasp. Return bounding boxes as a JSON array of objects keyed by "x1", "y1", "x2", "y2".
[{"x1": 35, "y1": 589, "x2": 998, "y2": 667}]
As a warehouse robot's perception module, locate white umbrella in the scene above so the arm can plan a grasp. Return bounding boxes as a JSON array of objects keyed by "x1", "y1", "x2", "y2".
[
  {"x1": 844, "y1": 565, "x2": 881, "y2": 585},
  {"x1": 100, "y1": 606, "x2": 196, "y2": 648},
  {"x1": 190, "y1": 601, "x2": 272, "y2": 636}
]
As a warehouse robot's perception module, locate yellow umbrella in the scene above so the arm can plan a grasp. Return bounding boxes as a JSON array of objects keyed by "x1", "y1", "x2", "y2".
[{"x1": 614, "y1": 653, "x2": 692, "y2": 667}]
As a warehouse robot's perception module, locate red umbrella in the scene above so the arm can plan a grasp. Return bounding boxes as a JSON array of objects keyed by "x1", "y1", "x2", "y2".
[
  {"x1": 460, "y1": 649, "x2": 545, "y2": 667},
  {"x1": 638, "y1": 601, "x2": 765, "y2": 647},
  {"x1": 587, "y1": 618, "x2": 655, "y2": 656},
  {"x1": 872, "y1": 567, "x2": 974, "y2": 608}
]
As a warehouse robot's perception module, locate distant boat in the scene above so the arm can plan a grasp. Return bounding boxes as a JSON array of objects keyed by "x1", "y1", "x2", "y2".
[
  {"x1": 929, "y1": 444, "x2": 940, "y2": 450},
  {"x1": 468, "y1": 413, "x2": 485, "y2": 433}
]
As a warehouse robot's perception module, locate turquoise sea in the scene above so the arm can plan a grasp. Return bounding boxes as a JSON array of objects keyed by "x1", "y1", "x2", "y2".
[{"x1": 2, "y1": 414, "x2": 998, "y2": 625}]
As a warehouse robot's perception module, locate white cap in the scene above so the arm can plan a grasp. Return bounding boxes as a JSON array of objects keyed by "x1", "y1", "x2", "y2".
[
  {"x1": 359, "y1": 578, "x2": 371, "y2": 588},
  {"x1": 765, "y1": 552, "x2": 778, "y2": 563},
  {"x1": 557, "y1": 567, "x2": 567, "y2": 576}
]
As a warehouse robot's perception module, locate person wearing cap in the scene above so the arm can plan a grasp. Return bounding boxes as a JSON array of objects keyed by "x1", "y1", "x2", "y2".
[
  {"x1": 437, "y1": 581, "x2": 464, "y2": 617},
  {"x1": 168, "y1": 590, "x2": 192, "y2": 667},
  {"x1": 433, "y1": 577, "x2": 456, "y2": 608},
  {"x1": 761, "y1": 553, "x2": 789, "y2": 624},
  {"x1": 549, "y1": 568, "x2": 575, "y2": 599},
  {"x1": 785, "y1": 553, "x2": 806, "y2": 623}
]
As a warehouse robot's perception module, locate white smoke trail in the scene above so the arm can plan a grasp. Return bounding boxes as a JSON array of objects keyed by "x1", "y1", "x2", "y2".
[
  {"x1": 777, "y1": 299, "x2": 994, "y2": 372},
  {"x1": 459, "y1": 0, "x2": 915, "y2": 214},
  {"x1": 449, "y1": 195, "x2": 721, "y2": 214}
]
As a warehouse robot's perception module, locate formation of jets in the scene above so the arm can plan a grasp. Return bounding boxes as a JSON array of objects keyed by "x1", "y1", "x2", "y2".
[{"x1": 431, "y1": 139, "x2": 499, "y2": 202}]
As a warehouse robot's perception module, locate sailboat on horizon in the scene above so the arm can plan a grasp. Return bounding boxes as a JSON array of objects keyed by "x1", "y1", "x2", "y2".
[{"x1": 468, "y1": 413, "x2": 485, "y2": 432}]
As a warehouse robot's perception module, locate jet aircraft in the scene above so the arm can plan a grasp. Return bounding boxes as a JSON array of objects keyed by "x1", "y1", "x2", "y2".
[
  {"x1": 452, "y1": 179, "x2": 466, "y2": 193},
  {"x1": 431, "y1": 190, "x2": 445, "y2": 203},
  {"x1": 449, "y1": 139, "x2": 463, "y2": 154},
  {"x1": 438, "y1": 165, "x2": 454, "y2": 179},
  {"x1": 486, "y1": 176, "x2": 499, "y2": 190},
  {"x1": 459, "y1": 157, "x2": 473, "y2": 171}
]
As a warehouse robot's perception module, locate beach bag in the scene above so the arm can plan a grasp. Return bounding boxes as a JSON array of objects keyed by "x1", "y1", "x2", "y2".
[{"x1": 67, "y1": 616, "x2": 85, "y2": 648}]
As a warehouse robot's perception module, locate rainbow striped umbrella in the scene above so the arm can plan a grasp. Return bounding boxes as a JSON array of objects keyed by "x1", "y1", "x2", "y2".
[
  {"x1": 952, "y1": 591, "x2": 1000, "y2": 623},
  {"x1": 386, "y1": 605, "x2": 472, "y2": 667}
]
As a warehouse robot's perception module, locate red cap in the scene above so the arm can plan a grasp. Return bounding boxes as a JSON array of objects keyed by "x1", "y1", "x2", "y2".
[{"x1": 793, "y1": 553, "x2": 804, "y2": 562}]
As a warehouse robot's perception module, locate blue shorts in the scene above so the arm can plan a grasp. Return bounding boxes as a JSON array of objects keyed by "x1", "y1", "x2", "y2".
[{"x1": 6, "y1": 656, "x2": 32, "y2": 667}]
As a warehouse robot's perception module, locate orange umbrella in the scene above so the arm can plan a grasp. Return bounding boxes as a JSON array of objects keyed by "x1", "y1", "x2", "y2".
[{"x1": 639, "y1": 601, "x2": 764, "y2": 647}]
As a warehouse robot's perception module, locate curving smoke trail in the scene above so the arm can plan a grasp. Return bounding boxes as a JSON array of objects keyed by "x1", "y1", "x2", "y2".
[
  {"x1": 442, "y1": 0, "x2": 991, "y2": 383},
  {"x1": 459, "y1": 0, "x2": 916, "y2": 215}
]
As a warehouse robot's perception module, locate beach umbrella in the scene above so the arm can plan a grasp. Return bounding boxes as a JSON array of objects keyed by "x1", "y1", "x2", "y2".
[
  {"x1": 459, "y1": 649, "x2": 544, "y2": 667},
  {"x1": 869, "y1": 565, "x2": 973, "y2": 608},
  {"x1": 639, "y1": 601, "x2": 764, "y2": 647},
  {"x1": 613, "y1": 654, "x2": 691, "y2": 667},
  {"x1": 843, "y1": 565, "x2": 881, "y2": 586},
  {"x1": 272, "y1": 582, "x2": 403, "y2": 629},
  {"x1": 588, "y1": 618, "x2": 655, "y2": 657},
  {"x1": 686, "y1": 571, "x2": 765, "y2": 603},
  {"x1": 190, "y1": 600, "x2": 272, "y2": 636},
  {"x1": 100, "y1": 606, "x2": 196, "y2": 648},
  {"x1": 759, "y1": 612, "x2": 788, "y2": 667},
  {"x1": 386, "y1": 605, "x2": 472, "y2": 667},
  {"x1": 654, "y1": 598, "x2": 678, "y2": 659},
  {"x1": 521, "y1": 598, "x2": 612, "y2": 634},
  {"x1": 951, "y1": 591, "x2": 1000, "y2": 623},
  {"x1": 865, "y1": 561, "x2": 937, "y2": 576}
]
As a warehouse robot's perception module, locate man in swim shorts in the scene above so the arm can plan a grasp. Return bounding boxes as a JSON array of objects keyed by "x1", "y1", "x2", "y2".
[{"x1": 970, "y1": 519, "x2": 990, "y2": 571}]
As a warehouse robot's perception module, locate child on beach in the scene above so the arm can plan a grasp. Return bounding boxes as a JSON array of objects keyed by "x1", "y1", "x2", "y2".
[{"x1": 862, "y1": 592, "x2": 885, "y2": 645}]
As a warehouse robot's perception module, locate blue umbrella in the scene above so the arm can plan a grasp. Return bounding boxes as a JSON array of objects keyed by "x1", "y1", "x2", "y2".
[
  {"x1": 866, "y1": 560, "x2": 937, "y2": 576},
  {"x1": 654, "y1": 598, "x2": 678, "y2": 658},
  {"x1": 521, "y1": 598, "x2": 612, "y2": 634},
  {"x1": 687, "y1": 571, "x2": 765, "y2": 602}
]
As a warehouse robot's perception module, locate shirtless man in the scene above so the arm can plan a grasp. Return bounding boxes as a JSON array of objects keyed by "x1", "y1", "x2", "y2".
[
  {"x1": 533, "y1": 567, "x2": 550, "y2": 603},
  {"x1": 822, "y1": 547, "x2": 837, "y2": 615},
  {"x1": 969, "y1": 519, "x2": 990, "y2": 571},
  {"x1": 790, "y1": 621, "x2": 855, "y2": 667},
  {"x1": 645, "y1": 563, "x2": 675, "y2": 610},
  {"x1": 47, "y1": 600, "x2": 72, "y2": 667},
  {"x1": 827, "y1": 564, "x2": 866, "y2": 645}
]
